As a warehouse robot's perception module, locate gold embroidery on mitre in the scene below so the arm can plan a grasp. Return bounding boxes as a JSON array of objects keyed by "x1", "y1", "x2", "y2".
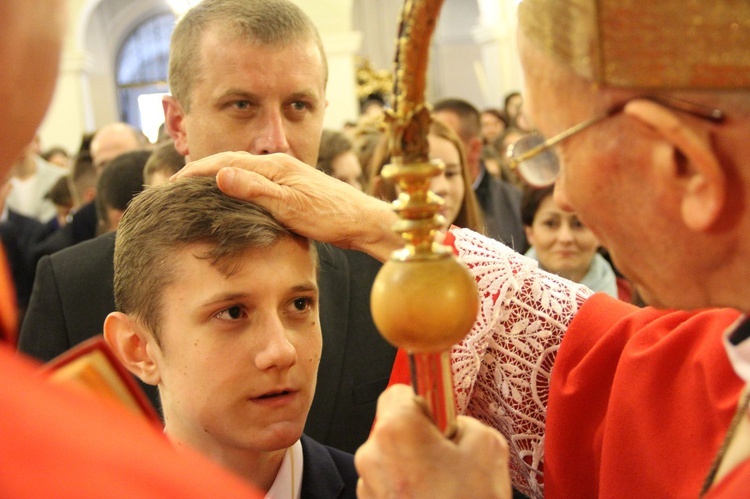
[{"x1": 518, "y1": 0, "x2": 750, "y2": 89}]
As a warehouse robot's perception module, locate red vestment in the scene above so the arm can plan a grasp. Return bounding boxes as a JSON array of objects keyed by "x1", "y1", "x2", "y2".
[{"x1": 389, "y1": 228, "x2": 749, "y2": 497}]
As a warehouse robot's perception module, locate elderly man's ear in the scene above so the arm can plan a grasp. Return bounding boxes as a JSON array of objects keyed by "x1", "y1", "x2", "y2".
[
  {"x1": 103, "y1": 312, "x2": 161, "y2": 386},
  {"x1": 624, "y1": 99, "x2": 726, "y2": 232}
]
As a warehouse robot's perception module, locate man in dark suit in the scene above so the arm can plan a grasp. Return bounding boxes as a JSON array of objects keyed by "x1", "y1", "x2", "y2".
[
  {"x1": 19, "y1": 0, "x2": 394, "y2": 456},
  {"x1": 433, "y1": 98, "x2": 528, "y2": 253}
]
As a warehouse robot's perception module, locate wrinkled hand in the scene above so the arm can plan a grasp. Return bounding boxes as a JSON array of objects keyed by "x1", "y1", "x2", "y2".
[
  {"x1": 355, "y1": 384, "x2": 512, "y2": 499},
  {"x1": 174, "y1": 151, "x2": 400, "y2": 261}
]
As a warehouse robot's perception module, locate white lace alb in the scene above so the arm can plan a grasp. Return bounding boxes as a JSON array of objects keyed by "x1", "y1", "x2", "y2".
[{"x1": 450, "y1": 228, "x2": 593, "y2": 498}]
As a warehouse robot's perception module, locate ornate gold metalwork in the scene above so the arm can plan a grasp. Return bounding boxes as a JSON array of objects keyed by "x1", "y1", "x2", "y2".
[
  {"x1": 370, "y1": 0, "x2": 479, "y2": 438},
  {"x1": 354, "y1": 57, "x2": 392, "y2": 103}
]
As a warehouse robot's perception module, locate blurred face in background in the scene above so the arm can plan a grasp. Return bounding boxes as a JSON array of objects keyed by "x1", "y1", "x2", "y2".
[
  {"x1": 330, "y1": 150, "x2": 363, "y2": 191},
  {"x1": 525, "y1": 193, "x2": 600, "y2": 283},
  {"x1": 428, "y1": 133, "x2": 465, "y2": 226},
  {"x1": 481, "y1": 111, "x2": 506, "y2": 144}
]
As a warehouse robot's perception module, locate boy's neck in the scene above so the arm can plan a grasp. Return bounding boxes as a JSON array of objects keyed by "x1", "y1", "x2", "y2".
[{"x1": 169, "y1": 435, "x2": 289, "y2": 492}]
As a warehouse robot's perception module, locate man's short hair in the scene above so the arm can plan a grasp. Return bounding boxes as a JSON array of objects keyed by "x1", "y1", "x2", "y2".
[
  {"x1": 114, "y1": 176, "x2": 315, "y2": 341},
  {"x1": 95, "y1": 150, "x2": 150, "y2": 228},
  {"x1": 169, "y1": 0, "x2": 328, "y2": 111},
  {"x1": 68, "y1": 152, "x2": 95, "y2": 204},
  {"x1": 143, "y1": 140, "x2": 185, "y2": 184},
  {"x1": 432, "y1": 98, "x2": 481, "y2": 141}
]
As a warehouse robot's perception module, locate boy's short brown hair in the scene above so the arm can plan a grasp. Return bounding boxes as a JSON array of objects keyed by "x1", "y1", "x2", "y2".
[{"x1": 114, "y1": 176, "x2": 315, "y2": 340}]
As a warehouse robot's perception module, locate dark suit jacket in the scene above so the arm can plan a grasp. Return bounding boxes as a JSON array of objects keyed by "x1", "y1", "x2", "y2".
[
  {"x1": 31, "y1": 201, "x2": 98, "y2": 268},
  {"x1": 474, "y1": 167, "x2": 528, "y2": 253},
  {"x1": 0, "y1": 210, "x2": 51, "y2": 311},
  {"x1": 19, "y1": 232, "x2": 394, "y2": 454},
  {"x1": 300, "y1": 434, "x2": 357, "y2": 498}
]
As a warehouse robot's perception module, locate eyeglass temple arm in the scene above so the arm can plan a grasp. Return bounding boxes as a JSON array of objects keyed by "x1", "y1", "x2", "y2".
[
  {"x1": 510, "y1": 109, "x2": 620, "y2": 167},
  {"x1": 510, "y1": 96, "x2": 724, "y2": 168}
]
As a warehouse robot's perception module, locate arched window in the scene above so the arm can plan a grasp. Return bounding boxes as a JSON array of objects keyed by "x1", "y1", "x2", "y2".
[{"x1": 116, "y1": 12, "x2": 175, "y2": 142}]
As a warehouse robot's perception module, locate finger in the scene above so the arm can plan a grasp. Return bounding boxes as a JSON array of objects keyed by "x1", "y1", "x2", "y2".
[
  {"x1": 171, "y1": 152, "x2": 236, "y2": 180},
  {"x1": 215, "y1": 167, "x2": 280, "y2": 201},
  {"x1": 176, "y1": 151, "x2": 299, "y2": 181},
  {"x1": 356, "y1": 477, "x2": 376, "y2": 499},
  {"x1": 455, "y1": 416, "x2": 509, "y2": 456},
  {"x1": 371, "y1": 384, "x2": 419, "y2": 426}
]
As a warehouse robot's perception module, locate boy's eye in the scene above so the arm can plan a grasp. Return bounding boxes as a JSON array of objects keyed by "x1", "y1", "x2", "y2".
[
  {"x1": 216, "y1": 305, "x2": 246, "y2": 320},
  {"x1": 293, "y1": 297, "x2": 312, "y2": 311}
]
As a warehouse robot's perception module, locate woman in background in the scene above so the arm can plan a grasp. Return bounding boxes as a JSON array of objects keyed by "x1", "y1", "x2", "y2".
[
  {"x1": 369, "y1": 118, "x2": 485, "y2": 234},
  {"x1": 522, "y1": 185, "x2": 624, "y2": 299},
  {"x1": 316, "y1": 129, "x2": 364, "y2": 191}
]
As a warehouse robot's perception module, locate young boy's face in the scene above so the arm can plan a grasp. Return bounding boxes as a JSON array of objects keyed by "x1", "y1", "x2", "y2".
[{"x1": 147, "y1": 237, "x2": 320, "y2": 455}]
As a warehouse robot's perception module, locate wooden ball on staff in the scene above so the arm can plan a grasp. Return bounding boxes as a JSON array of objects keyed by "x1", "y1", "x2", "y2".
[{"x1": 371, "y1": 254, "x2": 479, "y2": 353}]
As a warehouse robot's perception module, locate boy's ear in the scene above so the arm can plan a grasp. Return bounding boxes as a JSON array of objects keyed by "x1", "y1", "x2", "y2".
[
  {"x1": 103, "y1": 312, "x2": 161, "y2": 386},
  {"x1": 623, "y1": 99, "x2": 726, "y2": 232}
]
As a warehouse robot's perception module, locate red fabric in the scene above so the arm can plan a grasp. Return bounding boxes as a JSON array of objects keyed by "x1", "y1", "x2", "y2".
[
  {"x1": 705, "y1": 457, "x2": 750, "y2": 498},
  {"x1": 388, "y1": 348, "x2": 411, "y2": 386},
  {"x1": 546, "y1": 294, "x2": 744, "y2": 498},
  {"x1": 0, "y1": 245, "x2": 17, "y2": 346},
  {"x1": 0, "y1": 344, "x2": 261, "y2": 496}
]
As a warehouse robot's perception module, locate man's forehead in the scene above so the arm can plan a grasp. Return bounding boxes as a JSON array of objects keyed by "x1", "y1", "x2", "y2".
[{"x1": 196, "y1": 27, "x2": 326, "y2": 86}]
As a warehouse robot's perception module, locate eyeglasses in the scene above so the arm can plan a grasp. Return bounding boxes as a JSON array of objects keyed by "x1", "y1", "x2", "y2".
[{"x1": 505, "y1": 96, "x2": 725, "y2": 188}]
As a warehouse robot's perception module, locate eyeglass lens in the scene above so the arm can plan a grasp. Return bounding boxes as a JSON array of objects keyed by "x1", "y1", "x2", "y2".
[{"x1": 507, "y1": 133, "x2": 560, "y2": 187}]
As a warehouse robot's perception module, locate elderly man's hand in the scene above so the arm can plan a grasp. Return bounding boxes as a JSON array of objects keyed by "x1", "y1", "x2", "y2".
[
  {"x1": 355, "y1": 384, "x2": 512, "y2": 499},
  {"x1": 175, "y1": 151, "x2": 400, "y2": 261}
]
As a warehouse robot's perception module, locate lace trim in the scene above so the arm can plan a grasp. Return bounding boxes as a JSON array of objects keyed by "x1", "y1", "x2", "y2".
[{"x1": 450, "y1": 228, "x2": 593, "y2": 498}]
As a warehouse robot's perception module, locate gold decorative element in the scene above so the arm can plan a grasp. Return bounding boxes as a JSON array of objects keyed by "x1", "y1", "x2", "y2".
[
  {"x1": 518, "y1": 0, "x2": 750, "y2": 89},
  {"x1": 369, "y1": 0, "x2": 479, "y2": 438},
  {"x1": 354, "y1": 57, "x2": 392, "y2": 103}
]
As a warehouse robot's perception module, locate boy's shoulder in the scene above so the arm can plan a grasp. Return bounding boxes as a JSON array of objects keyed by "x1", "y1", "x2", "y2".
[{"x1": 300, "y1": 434, "x2": 357, "y2": 499}]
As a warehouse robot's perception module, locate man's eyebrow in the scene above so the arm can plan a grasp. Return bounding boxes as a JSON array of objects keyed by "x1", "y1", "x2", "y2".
[
  {"x1": 214, "y1": 89, "x2": 260, "y2": 101},
  {"x1": 286, "y1": 90, "x2": 321, "y2": 101}
]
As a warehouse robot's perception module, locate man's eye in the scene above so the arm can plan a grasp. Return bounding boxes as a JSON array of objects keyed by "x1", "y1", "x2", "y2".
[
  {"x1": 233, "y1": 101, "x2": 250, "y2": 110},
  {"x1": 290, "y1": 101, "x2": 309, "y2": 112}
]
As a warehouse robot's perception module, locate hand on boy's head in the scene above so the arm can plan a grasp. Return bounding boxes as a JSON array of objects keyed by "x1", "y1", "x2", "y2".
[
  {"x1": 354, "y1": 384, "x2": 512, "y2": 499},
  {"x1": 175, "y1": 151, "x2": 402, "y2": 261}
]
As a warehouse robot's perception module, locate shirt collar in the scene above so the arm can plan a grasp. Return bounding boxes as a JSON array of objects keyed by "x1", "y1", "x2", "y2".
[{"x1": 265, "y1": 439, "x2": 303, "y2": 499}]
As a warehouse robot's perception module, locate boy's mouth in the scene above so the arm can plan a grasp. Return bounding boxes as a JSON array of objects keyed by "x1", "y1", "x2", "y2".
[{"x1": 255, "y1": 389, "x2": 294, "y2": 400}]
